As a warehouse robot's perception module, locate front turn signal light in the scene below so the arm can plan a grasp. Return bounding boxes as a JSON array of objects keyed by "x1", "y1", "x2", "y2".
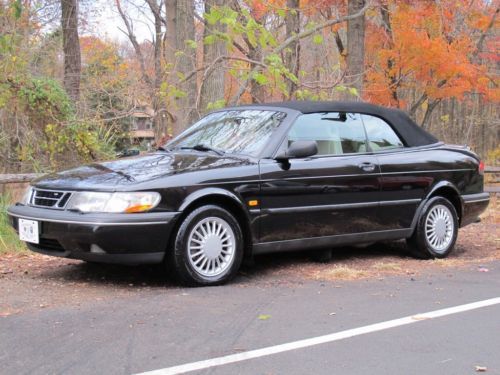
[{"x1": 124, "y1": 204, "x2": 155, "y2": 213}]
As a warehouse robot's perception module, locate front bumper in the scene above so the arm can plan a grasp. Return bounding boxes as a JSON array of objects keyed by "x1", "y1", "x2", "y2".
[
  {"x1": 7, "y1": 204, "x2": 181, "y2": 264},
  {"x1": 461, "y1": 192, "x2": 490, "y2": 227}
]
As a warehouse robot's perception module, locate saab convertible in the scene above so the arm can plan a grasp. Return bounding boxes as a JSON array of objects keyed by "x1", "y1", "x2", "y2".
[{"x1": 8, "y1": 101, "x2": 490, "y2": 285}]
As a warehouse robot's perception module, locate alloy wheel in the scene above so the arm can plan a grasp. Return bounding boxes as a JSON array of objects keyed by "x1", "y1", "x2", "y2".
[
  {"x1": 187, "y1": 217, "x2": 236, "y2": 277},
  {"x1": 424, "y1": 204, "x2": 454, "y2": 254}
]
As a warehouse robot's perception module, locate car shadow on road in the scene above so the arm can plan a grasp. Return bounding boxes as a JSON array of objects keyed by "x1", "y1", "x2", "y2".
[
  {"x1": 239, "y1": 240, "x2": 412, "y2": 280},
  {"x1": 36, "y1": 261, "x2": 178, "y2": 288}
]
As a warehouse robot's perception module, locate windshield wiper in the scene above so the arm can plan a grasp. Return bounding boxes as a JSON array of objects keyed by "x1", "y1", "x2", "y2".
[
  {"x1": 157, "y1": 146, "x2": 170, "y2": 152},
  {"x1": 180, "y1": 144, "x2": 224, "y2": 156}
]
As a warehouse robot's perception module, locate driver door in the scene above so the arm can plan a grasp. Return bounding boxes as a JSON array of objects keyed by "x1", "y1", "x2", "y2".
[{"x1": 257, "y1": 112, "x2": 381, "y2": 243}]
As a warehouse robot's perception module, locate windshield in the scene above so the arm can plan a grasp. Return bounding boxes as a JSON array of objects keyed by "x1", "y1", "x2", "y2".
[{"x1": 165, "y1": 110, "x2": 285, "y2": 157}]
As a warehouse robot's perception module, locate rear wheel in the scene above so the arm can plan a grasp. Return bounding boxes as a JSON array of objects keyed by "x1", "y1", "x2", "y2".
[
  {"x1": 170, "y1": 205, "x2": 244, "y2": 286},
  {"x1": 406, "y1": 196, "x2": 458, "y2": 259}
]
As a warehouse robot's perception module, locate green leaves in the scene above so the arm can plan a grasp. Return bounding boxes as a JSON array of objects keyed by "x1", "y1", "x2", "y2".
[
  {"x1": 185, "y1": 40, "x2": 197, "y2": 49},
  {"x1": 312, "y1": 34, "x2": 324, "y2": 45},
  {"x1": 348, "y1": 87, "x2": 359, "y2": 97},
  {"x1": 40, "y1": 120, "x2": 117, "y2": 171},
  {"x1": 296, "y1": 89, "x2": 321, "y2": 101},
  {"x1": 206, "y1": 99, "x2": 226, "y2": 111},
  {"x1": 18, "y1": 77, "x2": 73, "y2": 121},
  {"x1": 205, "y1": 6, "x2": 223, "y2": 25},
  {"x1": 164, "y1": 84, "x2": 187, "y2": 100},
  {"x1": 252, "y1": 72, "x2": 269, "y2": 85},
  {"x1": 11, "y1": 0, "x2": 22, "y2": 20},
  {"x1": 203, "y1": 34, "x2": 217, "y2": 45},
  {"x1": 202, "y1": 4, "x2": 290, "y2": 94}
]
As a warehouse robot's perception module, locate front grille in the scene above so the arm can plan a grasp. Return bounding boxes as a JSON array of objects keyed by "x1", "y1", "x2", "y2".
[{"x1": 30, "y1": 189, "x2": 72, "y2": 209}]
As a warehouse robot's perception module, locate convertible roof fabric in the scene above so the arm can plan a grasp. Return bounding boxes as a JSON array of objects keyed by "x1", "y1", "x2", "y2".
[{"x1": 246, "y1": 101, "x2": 439, "y2": 147}]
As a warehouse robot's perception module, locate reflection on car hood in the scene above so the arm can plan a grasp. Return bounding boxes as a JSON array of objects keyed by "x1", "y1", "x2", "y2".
[{"x1": 32, "y1": 152, "x2": 250, "y2": 190}]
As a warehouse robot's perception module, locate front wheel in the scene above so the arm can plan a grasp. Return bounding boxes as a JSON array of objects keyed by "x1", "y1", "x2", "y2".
[
  {"x1": 406, "y1": 196, "x2": 458, "y2": 259},
  {"x1": 170, "y1": 205, "x2": 244, "y2": 286}
]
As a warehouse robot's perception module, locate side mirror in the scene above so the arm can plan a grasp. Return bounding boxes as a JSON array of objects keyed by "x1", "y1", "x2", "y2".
[{"x1": 275, "y1": 140, "x2": 318, "y2": 160}]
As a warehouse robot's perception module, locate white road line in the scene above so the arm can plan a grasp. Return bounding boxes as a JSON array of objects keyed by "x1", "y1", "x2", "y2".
[{"x1": 136, "y1": 297, "x2": 500, "y2": 375}]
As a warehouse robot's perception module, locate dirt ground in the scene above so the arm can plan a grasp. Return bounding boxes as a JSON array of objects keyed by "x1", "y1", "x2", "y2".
[{"x1": 1, "y1": 198, "x2": 498, "y2": 317}]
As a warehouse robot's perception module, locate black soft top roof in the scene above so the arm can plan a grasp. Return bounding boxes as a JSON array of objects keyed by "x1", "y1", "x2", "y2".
[{"x1": 245, "y1": 101, "x2": 439, "y2": 147}]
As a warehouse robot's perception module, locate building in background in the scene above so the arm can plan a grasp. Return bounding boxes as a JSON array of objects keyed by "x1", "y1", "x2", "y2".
[{"x1": 129, "y1": 105, "x2": 155, "y2": 149}]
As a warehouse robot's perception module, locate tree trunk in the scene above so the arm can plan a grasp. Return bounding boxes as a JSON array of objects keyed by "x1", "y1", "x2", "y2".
[
  {"x1": 61, "y1": 0, "x2": 81, "y2": 103},
  {"x1": 421, "y1": 99, "x2": 440, "y2": 130},
  {"x1": 145, "y1": 0, "x2": 167, "y2": 140},
  {"x1": 165, "y1": 0, "x2": 177, "y2": 60},
  {"x1": 176, "y1": 0, "x2": 196, "y2": 128},
  {"x1": 380, "y1": 3, "x2": 398, "y2": 106},
  {"x1": 283, "y1": 0, "x2": 300, "y2": 98},
  {"x1": 346, "y1": 0, "x2": 365, "y2": 99},
  {"x1": 199, "y1": 0, "x2": 226, "y2": 114},
  {"x1": 165, "y1": 0, "x2": 197, "y2": 134},
  {"x1": 248, "y1": 46, "x2": 265, "y2": 103}
]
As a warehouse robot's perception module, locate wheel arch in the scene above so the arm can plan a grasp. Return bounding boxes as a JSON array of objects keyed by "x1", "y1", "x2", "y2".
[
  {"x1": 174, "y1": 188, "x2": 254, "y2": 259},
  {"x1": 426, "y1": 182, "x2": 463, "y2": 224},
  {"x1": 410, "y1": 181, "x2": 463, "y2": 233}
]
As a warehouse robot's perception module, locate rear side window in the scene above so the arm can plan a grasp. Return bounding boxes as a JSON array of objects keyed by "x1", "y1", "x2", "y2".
[
  {"x1": 361, "y1": 114, "x2": 404, "y2": 151},
  {"x1": 288, "y1": 112, "x2": 367, "y2": 155}
]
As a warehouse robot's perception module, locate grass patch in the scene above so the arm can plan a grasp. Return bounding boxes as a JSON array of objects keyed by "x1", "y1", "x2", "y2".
[
  {"x1": 317, "y1": 265, "x2": 366, "y2": 280},
  {"x1": 427, "y1": 258, "x2": 471, "y2": 268},
  {"x1": 372, "y1": 262, "x2": 402, "y2": 272},
  {"x1": 0, "y1": 194, "x2": 26, "y2": 254}
]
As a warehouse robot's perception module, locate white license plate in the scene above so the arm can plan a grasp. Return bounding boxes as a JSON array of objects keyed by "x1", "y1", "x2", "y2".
[{"x1": 18, "y1": 219, "x2": 39, "y2": 244}]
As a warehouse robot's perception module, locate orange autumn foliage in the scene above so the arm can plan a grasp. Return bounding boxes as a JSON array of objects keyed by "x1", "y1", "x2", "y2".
[{"x1": 365, "y1": 0, "x2": 498, "y2": 107}]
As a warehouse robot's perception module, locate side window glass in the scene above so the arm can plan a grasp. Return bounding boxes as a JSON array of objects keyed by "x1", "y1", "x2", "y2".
[
  {"x1": 287, "y1": 112, "x2": 367, "y2": 155},
  {"x1": 362, "y1": 114, "x2": 404, "y2": 151}
]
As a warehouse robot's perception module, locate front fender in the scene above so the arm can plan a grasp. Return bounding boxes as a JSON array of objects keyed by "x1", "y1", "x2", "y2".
[{"x1": 178, "y1": 187, "x2": 257, "y2": 249}]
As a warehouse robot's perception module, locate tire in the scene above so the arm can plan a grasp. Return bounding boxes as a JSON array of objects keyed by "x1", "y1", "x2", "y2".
[
  {"x1": 406, "y1": 196, "x2": 458, "y2": 259},
  {"x1": 170, "y1": 205, "x2": 244, "y2": 286}
]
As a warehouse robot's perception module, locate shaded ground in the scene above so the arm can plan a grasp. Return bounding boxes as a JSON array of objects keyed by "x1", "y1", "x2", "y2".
[{"x1": 0, "y1": 199, "x2": 498, "y2": 317}]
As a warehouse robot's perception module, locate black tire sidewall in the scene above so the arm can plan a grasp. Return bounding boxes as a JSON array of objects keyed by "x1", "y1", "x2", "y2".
[
  {"x1": 413, "y1": 196, "x2": 459, "y2": 258},
  {"x1": 172, "y1": 205, "x2": 244, "y2": 286}
]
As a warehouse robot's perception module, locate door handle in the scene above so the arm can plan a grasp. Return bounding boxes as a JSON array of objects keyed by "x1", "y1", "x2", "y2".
[{"x1": 358, "y1": 162, "x2": 376, "y2": 172}]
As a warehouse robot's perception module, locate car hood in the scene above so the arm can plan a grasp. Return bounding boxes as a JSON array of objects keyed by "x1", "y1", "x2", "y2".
[{"x1": 32, "y1": 152, "x2": 252, "y2": 190}]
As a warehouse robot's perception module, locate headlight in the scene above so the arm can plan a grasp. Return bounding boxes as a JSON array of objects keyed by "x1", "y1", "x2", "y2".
[
  {"x1": 66, "y1": 192, "x2": 161, "y2": 213},
  {"x1": 21, "y1": 186, "x2": 33, "y2": 205}
]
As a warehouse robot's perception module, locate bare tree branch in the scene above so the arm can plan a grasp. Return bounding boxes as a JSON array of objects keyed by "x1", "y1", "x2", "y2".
[
  {"x1": 476, "y1": 6, "x2": 498, "y2": 53},
  {"x1": 115, "y1": 0, "x2": 152, "y2": 87}
]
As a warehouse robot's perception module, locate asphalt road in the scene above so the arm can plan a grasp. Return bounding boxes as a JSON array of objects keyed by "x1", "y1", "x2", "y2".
[{"x1": 1, "y1": 260, "x2": 500, "y2": 375}]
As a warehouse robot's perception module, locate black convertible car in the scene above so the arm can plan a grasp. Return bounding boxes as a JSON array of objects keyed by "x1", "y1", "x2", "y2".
[{"x1": 8, "y1": 101, "x2": 490, "y2": 285}]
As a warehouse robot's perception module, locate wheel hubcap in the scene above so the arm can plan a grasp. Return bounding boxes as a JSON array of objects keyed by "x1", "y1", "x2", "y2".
[
  {"x1": 425, "y1": 204, "x2": 454, "y2": 254},
  {"x1": 187, "y1": 217, "x2": 235, "y2": 277}
]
